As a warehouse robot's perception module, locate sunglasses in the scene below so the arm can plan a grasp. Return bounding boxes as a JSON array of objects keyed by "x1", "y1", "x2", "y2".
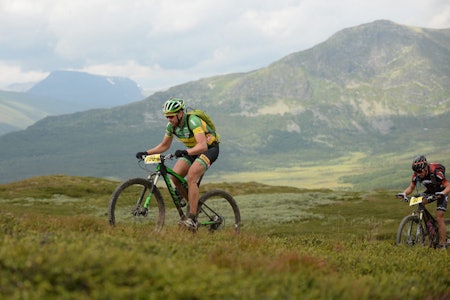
[
  {"x1": 166, "y1": 115, "x2": 177, "y2": 119},
  {"x1": 416, "y1": 169, "x2": 426, "y2": 174}
]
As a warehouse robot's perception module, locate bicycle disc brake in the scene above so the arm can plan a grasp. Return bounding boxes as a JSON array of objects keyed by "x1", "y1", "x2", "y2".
[{"x1": 132, "y1": 207, "x2": 148, "y2": 217}]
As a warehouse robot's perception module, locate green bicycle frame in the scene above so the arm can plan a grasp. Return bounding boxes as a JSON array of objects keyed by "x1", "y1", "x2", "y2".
[
  {"x1": 143, "y1": 161, "x2": 187, "y2": 210},
  {"x1": 136, "y1": 154, "x2": 224, "y2": 229}
]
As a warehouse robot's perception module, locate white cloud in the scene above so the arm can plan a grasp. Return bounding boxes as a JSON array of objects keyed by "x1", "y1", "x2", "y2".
[
  {"x1": 428, "y1": 4, "x2": 450, "y2": 28},
  {"x1": 0, "y1": 63, "x2": 48, "y2": 88},
  {"x1": 0, "y1": 0, "x2": 449, "y2": 92}
]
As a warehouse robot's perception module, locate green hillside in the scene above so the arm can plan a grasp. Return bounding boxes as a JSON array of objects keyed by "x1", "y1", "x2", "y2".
[
  {"x1": 0, "y1": 20, "x2": 449, "y2": 189},
  {"x1": 0, "y1": 90, "x2": 88, "y2": 135},
  {"x1": 0, "y1": 176, "x2": 449, "y2": 299}
]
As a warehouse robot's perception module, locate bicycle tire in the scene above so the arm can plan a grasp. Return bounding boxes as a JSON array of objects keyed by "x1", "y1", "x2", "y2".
[
  {"x1": 396, "y1": 215, "x2": 426, "y2": 246},
  {"x1": 197, "y1": 189, "x2": 241, "y2": 234},
  {"x1": 444, "y1": 219, "x2": 450, "y2": 246},
  {"x1": 108, "y1": 178, "x2": 166, "y2": 232}
]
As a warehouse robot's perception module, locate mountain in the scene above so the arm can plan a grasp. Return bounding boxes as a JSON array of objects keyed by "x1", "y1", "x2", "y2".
[
  {"x1": 0, "y1": 20, "x2": 449, "y2": 189},
  {"x1": 0, "y1": 90, "x2": 86, "y2": 136},
  {"x1": 27, "y1": 70, "x2": 144, "y2": 109},
  {"x1": 0, "y1": 71, "x2": 145, "y2": 136},
  {"x1": 6, "y1": 82, "x2": 35, "y2": 92}
]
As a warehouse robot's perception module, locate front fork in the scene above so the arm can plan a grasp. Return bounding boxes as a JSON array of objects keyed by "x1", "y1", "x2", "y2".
[
  {"x1": 416, "y1": 210, "x2": 425, "y2": 238},
  {"x1": 132, "y1": 172, "x2": 161, "y2": 217}
]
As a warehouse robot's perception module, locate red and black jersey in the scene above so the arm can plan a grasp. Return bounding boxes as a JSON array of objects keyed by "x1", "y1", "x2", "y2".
[{"x1": 411, "y1": 162, "x2": 448, "y2": 193}]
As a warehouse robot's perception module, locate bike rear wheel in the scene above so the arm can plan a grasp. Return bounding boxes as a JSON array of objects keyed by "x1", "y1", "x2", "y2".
[
  {"x1": 396, "y1": 215, "x2": 426, "y2": 246},
  {"x1": 197, "y1": 190, "x2": 241, "y2": 234},
  {"x1": 108, "y1": 178, "x2": 165, "y2": 232}
]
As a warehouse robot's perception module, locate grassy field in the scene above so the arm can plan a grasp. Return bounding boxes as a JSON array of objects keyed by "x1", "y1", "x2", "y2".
[
  {"x1": 1, "y1": 175, "x2": 449, "y2": 299},
  {"x1": 209, "y1": 152, "x2": 368, "y2": 190}
]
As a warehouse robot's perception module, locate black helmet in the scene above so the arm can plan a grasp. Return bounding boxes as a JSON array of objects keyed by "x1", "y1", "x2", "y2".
[{"x1": 412, "y1": 155, "x2": 428, "y2": 172}]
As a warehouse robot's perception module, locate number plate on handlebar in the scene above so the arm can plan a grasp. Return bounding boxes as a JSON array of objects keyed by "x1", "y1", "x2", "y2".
[
  {"x1": 409, "y1": 196, "x2": 423, "y2": 206},
  {"x1": 144, "y1": 154, "x2": 161, "y2": 164}
]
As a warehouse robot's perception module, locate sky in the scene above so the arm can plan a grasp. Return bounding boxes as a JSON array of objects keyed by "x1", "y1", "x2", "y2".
[{"x1": 0, "y1": 0, "x2": 449, "y2": 94}]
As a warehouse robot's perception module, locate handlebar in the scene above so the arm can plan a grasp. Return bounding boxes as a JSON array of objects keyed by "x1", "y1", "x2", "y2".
[
  {"x1": 395, "y1": 193, "x2": 443, "y2": 203},
  {"x1": 158, "y1": 153, "x2": 177, "y2": 161},
  {"x1": 395, "y1": 193, "x2": 409, "y2": 202},
  {"x1": 137, "y1": 153, "x2": 177, "y2": 162}
]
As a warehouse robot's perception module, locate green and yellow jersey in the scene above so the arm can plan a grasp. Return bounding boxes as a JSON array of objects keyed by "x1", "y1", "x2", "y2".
[{"x1": 165, "y1": 114, "x2": 219, "y2": 148}]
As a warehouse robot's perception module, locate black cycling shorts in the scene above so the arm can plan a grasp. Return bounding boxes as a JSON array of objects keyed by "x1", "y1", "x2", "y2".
[{"x1": 180, "y1": 144, "x2": 219, "y2": 170}]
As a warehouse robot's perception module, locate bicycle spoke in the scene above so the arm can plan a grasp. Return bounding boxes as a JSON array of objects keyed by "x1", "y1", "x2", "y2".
[
  {"x1": 108, "y1": 178, "x2": 165, "y2": 231},
  {"x1": 396, "y1": 215, "x2": 425, "y2": 246},
  {"x1": 197, "y1": 190, "x2": 241, "y2": 234}
]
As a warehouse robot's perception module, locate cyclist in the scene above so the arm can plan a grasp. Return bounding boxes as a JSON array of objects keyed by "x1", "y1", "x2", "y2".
[
  {"x1": 135, "y1": 98, "x2": 220, "y2": 231},
  {"x1": 397, "y1": 155, "x2": 450, "y2": 249}
]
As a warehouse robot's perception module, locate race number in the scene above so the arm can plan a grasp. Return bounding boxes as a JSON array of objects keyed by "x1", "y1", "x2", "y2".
[
  {"x1": 409, "y1": 196, "x2": 423, "y2": 206},
  {"x1": 144, "y1": 154, "x2": 161, "y2": 164}
]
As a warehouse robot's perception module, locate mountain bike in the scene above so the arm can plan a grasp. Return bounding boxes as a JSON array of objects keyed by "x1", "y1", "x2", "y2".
[
  {"x1": 108, "y1": 153, "x2": 241, "y2": 234},
  {"x1": 396, "y1": 194, "x2": 450, "y2": 247}
]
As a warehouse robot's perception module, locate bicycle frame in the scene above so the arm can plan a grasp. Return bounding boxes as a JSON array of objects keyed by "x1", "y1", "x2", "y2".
[
  {"x1": 143, "y1": 154, "x2": 188, "y2": 218},
  {"x1": 412, "y1": 203, "x2": 437, "y2": 241},
  {"x1": 397, "y1": 195, "x2": 440, "y2": 247},
  {"x1": 142, "y1": 154, "x2": 218, "y2": 227}
]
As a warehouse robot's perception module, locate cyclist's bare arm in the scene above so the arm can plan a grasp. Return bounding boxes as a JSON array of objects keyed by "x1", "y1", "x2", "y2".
[
  {"x1": 146, "y1": 135, "x2": 173, "y2": 155},
  {"x1": 441, "y1": 181, "x2": 450, "y2": 195},
  {"x1": 187, "y1": 132, "x2": 208, "y2": 156}
]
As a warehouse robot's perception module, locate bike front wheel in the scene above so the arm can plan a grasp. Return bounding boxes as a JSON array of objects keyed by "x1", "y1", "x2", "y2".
[
  {"x1": 396, "y1": 215, "x2": 426, "y2": 246},
  {"x1": 108, "y1": 178, "x2": 166, "y2": 232},
  {"x1": 197, "y1": 190, "x2": 241, "y2": 234}
]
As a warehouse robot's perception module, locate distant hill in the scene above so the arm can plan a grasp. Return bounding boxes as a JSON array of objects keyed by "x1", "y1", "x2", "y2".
[
  {"x1": 0, "y1": 20, "x2": 449, "y2": 189},
  {"x1": 0, "y1": 71, "x2": 145, "y2": 135},
  {"x1": 27, "y1": 70, "x2": 144, "y2": 109},
  {"x1": 0, "y1": 90, "x2": 85, "y2": 136}
]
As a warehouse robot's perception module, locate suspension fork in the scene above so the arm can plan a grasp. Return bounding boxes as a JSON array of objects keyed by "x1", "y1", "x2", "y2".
[
  {"x1": 416, "y1": 210, "x2": 425, "y2": 237},
  {"x1": 143, "y1": 172, "x2": 161, "y2": 209}
]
